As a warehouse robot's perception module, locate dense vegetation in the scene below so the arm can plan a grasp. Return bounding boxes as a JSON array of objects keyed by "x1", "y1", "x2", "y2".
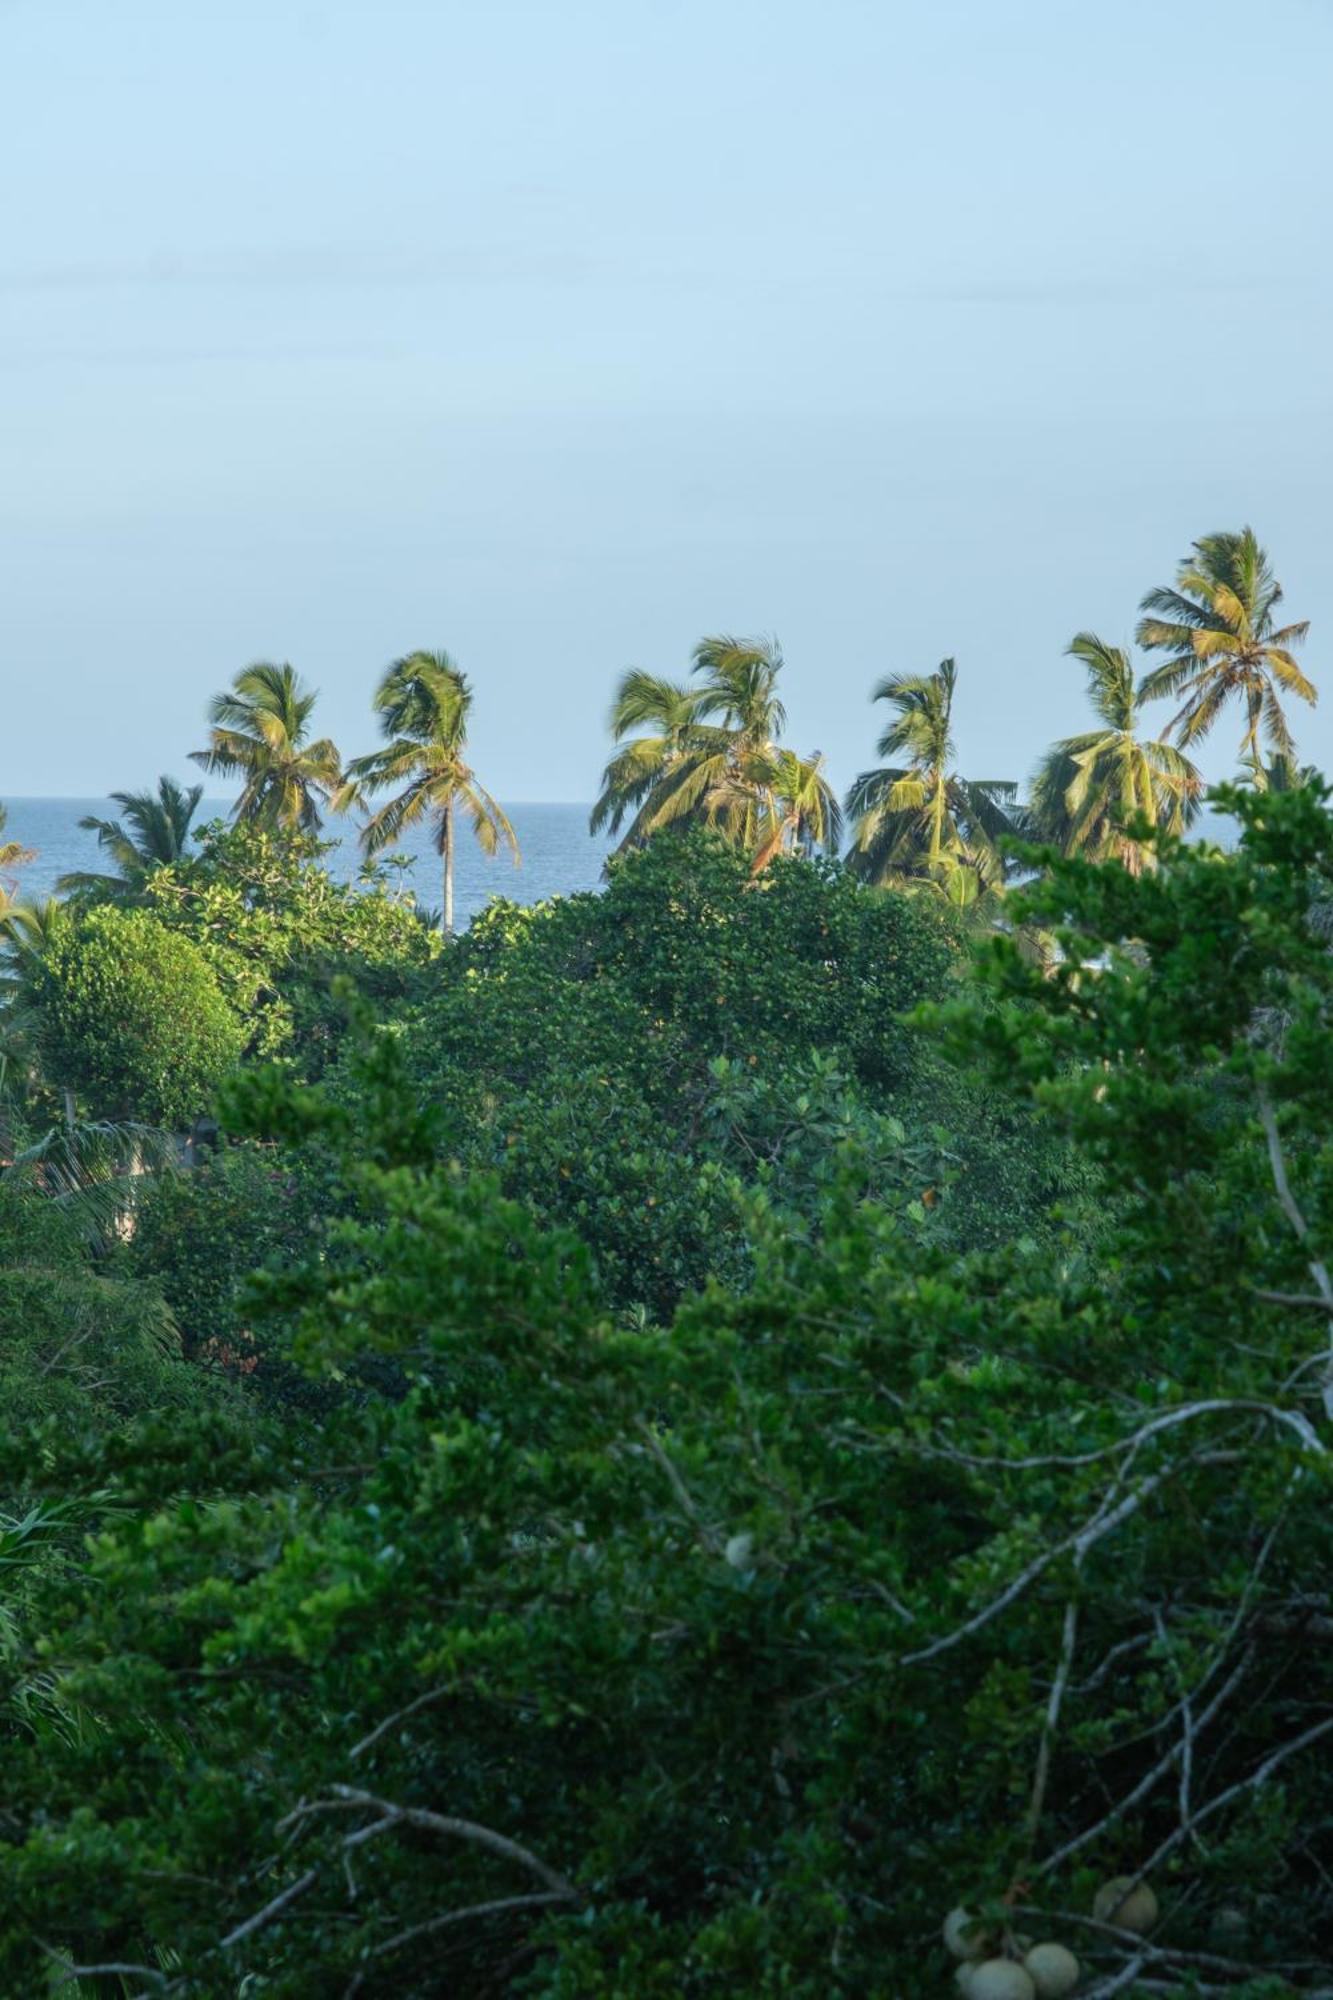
[{"x1": 1, "y1": 527, "x2": 1332, "y2": 1995}]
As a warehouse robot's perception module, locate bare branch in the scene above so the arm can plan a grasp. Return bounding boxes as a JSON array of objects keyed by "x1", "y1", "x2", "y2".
[
  {"x1": 1139, "y1": 1712, "x2": 1333, "y2": 1878},
  {"x1": 911, "y1": 1397, "x2": 1324, "y2": 1470},
  {"x1": 1026, "y1": 1589, "x2": 1080, "y2": 1849},
  {"x1": 326, "y1": 1786, "x2": 577, "y2": 1899},
  {"x1": 1036, "y1": 1649, "x2": 1253, "y2": 1877},
  {"x1": 900, "y1": 1463, "x2": 1177, "y2": 1669},
  {"x1": 220, "y1": 1867, "x2": 320, "y2": 1950},
  {"x1": 1258, "y1": 1084, "x2": 1333, "y2": 1420},
  {"x1": 350, "y1": 1685, "x2": 450, "y2": 1762},
  {"x1": 368, "y1": 1890, "x2": 574, "y2": 1958}
]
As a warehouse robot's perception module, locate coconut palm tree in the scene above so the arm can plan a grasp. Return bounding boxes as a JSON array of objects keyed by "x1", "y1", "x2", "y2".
[
  {"x1": 1136, "y1": 528, "x2": 1316, "y2": 767},
  {"x1": 191, "y1": 662, "x2": 341, "y2": 831},
  {"x1": 0, "y1": 805, "x2": 34, "y2": 904},
  {"x1": 334, "y1": 649, "x2": 516, "y2": 937},
  {"x1": 591, "y1": 635, "x2": 832, "y2": 872},
  {"x1": 59, "y1": 776, "x2": 204, "y2": 899},
  {"x1": 1029, "y1": 634, "x2": 1201, "y2": 873},
  {"x1": 589, "y1": 671, "x2": 717, "y2": 849},
  {"x1": 748, "y1": 749, "x2": 842, "y2": 874},
  {"x1": 844, "y1": 658, "x2": 1022, "y2": 889}
]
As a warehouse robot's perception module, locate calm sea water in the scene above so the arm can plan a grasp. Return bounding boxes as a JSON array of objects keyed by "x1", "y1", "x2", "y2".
[{"x1": 2, "y1": 798, "x2": 615, "y2": 930}]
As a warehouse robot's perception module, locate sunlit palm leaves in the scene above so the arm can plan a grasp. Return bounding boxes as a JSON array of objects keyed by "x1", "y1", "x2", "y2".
[
  {"x1": 334, "y1": 650, "x2": 516, "y2": 936},
  {"x1": 191, "y1": 662, "x2": 341, "y2": 831},
  {"x1": 1137, "y1": 528, "x2": 1315, "y2": 766},
  {"x1": 59, "y1": 775, "x2": 204, "y2": 898},
  {"x1": 591, "y1": 635, "x2": 835, "y2": 873},
  {"x1": 1029, "y1": 634, "x2": 1201, "y2": 873},
  {"x1": 844, "y1": 658, "x2": 1021, "y2": 890},
  {"x1": 0, "y1": 804, "x2": 34, "y2": 907}
]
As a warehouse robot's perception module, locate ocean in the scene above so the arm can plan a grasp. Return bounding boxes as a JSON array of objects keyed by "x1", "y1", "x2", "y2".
[{"x1": 1, "y1": 798, "x2": 616, "y2": 930}]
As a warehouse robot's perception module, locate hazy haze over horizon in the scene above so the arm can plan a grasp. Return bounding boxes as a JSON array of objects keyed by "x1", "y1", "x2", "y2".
[{"x1": 4, "y1": 0, "x2": 1332, "y2": 804}]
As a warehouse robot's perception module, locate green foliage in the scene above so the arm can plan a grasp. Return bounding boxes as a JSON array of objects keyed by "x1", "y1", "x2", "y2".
[
  {"x1": 381, "y1": 831, "x2": 1067, "y2": 1313},
  {"x1": 10, "y1": 776, "x2": 1333, "y2": 1991},
  {"x1": 26, "y1": 904, "x2": 245, "y2": 1127},
  {"x1": 124, "y1": 1142, "x2": 323, "y2": 1364},
  {"x1": 143, "y1": 818, "x2": 438, "y2": 1074}
]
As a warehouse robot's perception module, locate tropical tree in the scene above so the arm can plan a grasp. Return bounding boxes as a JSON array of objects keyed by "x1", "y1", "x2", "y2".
[
  {"x1": 748, "y1": 749, "x2": 842, "y2": 873},
  {"x1": 1136, "y1": 527, "x2": 1316, "y2": 767},
  {"x1": 591, "y1": 636, "x2": 836, "y2": 871},
  {"x1": 59, "y1": 776, "x2": 204, "y2": 899},
  {"x1": 0, "y1": 805, "x2": 33, "y2": 905},
  {"x1": 191, "y1": 663, "x2": 341, "y2": 832},
  {"x1": 844, "y1": 658, "x2": 1021, "y2": 889},
  {"x1": 1029, "y1": 633, "x2": 1201, "y2": 872},
  {"x1": 334, "y1": 650, "x2": 516, "y2": 937}
]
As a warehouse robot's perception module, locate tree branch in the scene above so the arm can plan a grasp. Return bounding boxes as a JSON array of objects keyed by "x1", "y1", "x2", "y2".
[
  {"x1": 220, "y1": 1867, "x2": 321, "y2": 1949},
  {"x1": 368, "y1": 1890, "x2": 574, "y2": 1958}
]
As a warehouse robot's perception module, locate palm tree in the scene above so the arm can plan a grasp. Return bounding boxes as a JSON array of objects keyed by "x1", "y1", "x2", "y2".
[
  {"x1": 844, "y1": 659, "x2": 1022, "y2": 888},
  {"x1": 334, "y1": 650, "x2": 516, "y2": 936},
  {"x1": 591, "y1": 635, "x2": 834, "y2": 871},
  {"x1": 748, "y1": 749, "x2": 842, "y2": 874},
  {"x1": 0, "y1": 805, "x2": 34, "y2": 904},
  {"x1": 589, "y1": 671, "x2": 716, "y2": 849},
  {"x1": 191, "y1": 663, "x2": 341, "y2": 831},
  {"x1": 1029, "y1": 634, "x2": 1201, "y2": 873},
  {"x1": 59, "y1": 776, "x2": 204, "y2": 898},
  {"x1": 1136, "y1": 528, "x2": 1316, "y2": 767}
]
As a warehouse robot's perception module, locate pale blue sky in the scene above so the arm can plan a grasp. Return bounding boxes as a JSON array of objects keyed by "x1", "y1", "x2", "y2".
[{"x1": 3, "y1": 0, "x2": 1332, "y2": 801}]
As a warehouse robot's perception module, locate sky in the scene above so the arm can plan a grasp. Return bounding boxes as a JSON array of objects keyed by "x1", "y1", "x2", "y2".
[{"x1": 3, "y1": 0, "x2": 1332, "y2": 803}]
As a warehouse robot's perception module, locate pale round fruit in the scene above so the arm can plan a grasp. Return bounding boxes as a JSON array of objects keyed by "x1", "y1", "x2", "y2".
[
  {"x1": 955, "y1": 1968, "x2": 978, "y2": 1997},
  {"x1": 1093, "y1": 1875, "x2": 1158, "y2": 1934},
  {"x1": 1024, "y1": 1941, "x2": 1081, "y2": 1998},
  {"x1": 967, "y1": 1962, "x2": 1036, "y2": 2000},
  {"x1": 943, "y1": 1907, "x2": 992, "y2": 1960}
]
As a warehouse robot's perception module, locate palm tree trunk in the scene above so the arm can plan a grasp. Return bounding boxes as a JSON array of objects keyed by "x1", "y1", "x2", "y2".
[{"x1": 442, "y1": 793, "x2": 454, "y2": 938}]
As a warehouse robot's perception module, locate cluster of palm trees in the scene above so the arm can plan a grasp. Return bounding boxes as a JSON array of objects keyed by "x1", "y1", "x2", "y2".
[
  {"x1": 0, "y1": 525, "x2": 1318, "y2": 946},
  {"x1": 591, "y1": 527, "x2": 1316, "y2": 900},
  {"x1": 43, "y1": 653, "x2": 515, "y2": 938}
]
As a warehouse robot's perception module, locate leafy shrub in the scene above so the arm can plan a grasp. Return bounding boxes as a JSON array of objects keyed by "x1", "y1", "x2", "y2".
[{"x1": 28, "y1": 905, "x2": 245, "y2": 1127}]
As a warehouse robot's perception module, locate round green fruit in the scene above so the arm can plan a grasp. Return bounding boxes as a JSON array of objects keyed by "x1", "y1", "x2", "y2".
[
  {"x1": 967, "y1": 1962, "x2": 1036, "y2": 2000},
  {"x1": 1023, "y1": 1941, "x2": 1080, "y2": 1998},
  {"x1": 1093, "y1": 1875, "x2": 1158, "y2": 1934},
  {"x1": 943, "y1": 1907, "x2": 993, "y2": 1960}
]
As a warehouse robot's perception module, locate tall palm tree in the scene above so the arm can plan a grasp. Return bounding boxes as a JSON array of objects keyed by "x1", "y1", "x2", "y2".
[
  {"x1": 591, "y1": 635, "x2": 833, "y2": 871},
  {"x1": 1029, "y1": 634, "x2": 1201, "y2": 873},
  {"x1": 191, "y1": 662, "x2": 341, "y2": 831},
  {"x1": 1136, "y1": 528, "x2": 1316, "y2": 767},
  {"x1": 59, "y1": 776, "x2": 204, "y2": 898},
  {"x1": 334, "y1": 650, "x2": 516, "y2": 937},
  {"x1": 844, "y1": 658, "x2": 1021, "y2": 888}
]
